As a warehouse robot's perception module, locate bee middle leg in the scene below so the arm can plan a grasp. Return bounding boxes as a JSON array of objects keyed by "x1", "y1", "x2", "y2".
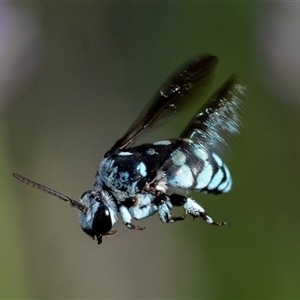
[{"x1": 155, "y1": 194, "x2": 185, "y2": 223}]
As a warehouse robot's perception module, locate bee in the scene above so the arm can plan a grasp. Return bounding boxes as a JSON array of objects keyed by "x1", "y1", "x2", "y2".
[{"x1": 13, "y1": 55, "x2": 245, "y2": 244}]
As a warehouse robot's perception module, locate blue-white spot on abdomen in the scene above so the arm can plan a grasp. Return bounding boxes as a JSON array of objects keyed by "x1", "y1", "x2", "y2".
[{"x1": 169, "y1": 165, "x2": 194, "y2": 188}]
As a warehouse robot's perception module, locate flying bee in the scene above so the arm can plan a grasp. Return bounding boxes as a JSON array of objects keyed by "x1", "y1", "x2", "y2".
[{"x1": 13, "y1": 55, "x2": 246, "y2": 244}]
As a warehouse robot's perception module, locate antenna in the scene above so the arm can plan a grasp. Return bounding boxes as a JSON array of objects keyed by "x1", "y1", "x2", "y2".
[{"x1": 12, "y1": 173, "x2": 87, "y2": 213}]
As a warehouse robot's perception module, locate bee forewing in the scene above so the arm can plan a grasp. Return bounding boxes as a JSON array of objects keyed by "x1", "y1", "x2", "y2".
[{"x1": 112, "y1": 54, "x2": 219, "y2": 150}]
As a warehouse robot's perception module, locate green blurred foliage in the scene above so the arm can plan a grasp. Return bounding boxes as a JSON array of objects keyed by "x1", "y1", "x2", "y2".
[{"x1": 2, "y1": 2, "x2": 300, "y2": 299}]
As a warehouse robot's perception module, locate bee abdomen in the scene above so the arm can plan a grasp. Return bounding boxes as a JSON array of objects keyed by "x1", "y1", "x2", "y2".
[{"x1": 163, "y1": 142, "x2": 232, "y2": 194}]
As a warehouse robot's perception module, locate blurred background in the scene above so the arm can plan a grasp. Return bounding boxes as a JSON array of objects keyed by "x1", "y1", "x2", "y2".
[{"x1": 1, "y1": 2, "x2": 300, "y2": 299}]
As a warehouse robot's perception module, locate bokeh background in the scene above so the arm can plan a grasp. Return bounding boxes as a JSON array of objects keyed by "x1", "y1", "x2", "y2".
[{"x1": 1, "y1": 3, "x2": 300, "y2": 299}]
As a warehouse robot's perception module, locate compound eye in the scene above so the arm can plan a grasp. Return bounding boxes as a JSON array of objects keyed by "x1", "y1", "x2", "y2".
[{"x1": 92, "y1": 204, "x2": 112, "y2": 235}]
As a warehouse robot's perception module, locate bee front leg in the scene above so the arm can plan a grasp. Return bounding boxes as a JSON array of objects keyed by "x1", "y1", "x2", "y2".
[
  {"x1": 119, "y1": 205, "x2": 146, "y2": 230},
  {"x1": 169, "y1": 194, "x2": 229, "y2": 226}
]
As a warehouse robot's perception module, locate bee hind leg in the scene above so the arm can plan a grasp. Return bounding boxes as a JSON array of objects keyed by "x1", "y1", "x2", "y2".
[{"x1": 168, "y1": 194, "x2": 229, "y2": 226}]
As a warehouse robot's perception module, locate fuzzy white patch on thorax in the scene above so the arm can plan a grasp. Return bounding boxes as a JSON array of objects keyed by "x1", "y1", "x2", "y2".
[
  {"x1": 153, "y1": 140, "x2": 172, "y2": 145},
  {"x1": 137, "y1": 162, "x2": 147, "y2": 177}
]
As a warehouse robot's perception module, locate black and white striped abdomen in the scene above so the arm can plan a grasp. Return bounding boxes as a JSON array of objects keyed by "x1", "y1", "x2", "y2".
[{"x1": 162, "y1": 140, "x2": 232, "y2": 194}]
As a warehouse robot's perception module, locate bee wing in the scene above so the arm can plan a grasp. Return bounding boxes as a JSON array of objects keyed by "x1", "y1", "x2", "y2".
[
  {"x1": 179, "y1": 75, "x2": 246, "y2": 153},
  {"x1": 112, "y1": 54, "x2": 219, "y2": 150}
]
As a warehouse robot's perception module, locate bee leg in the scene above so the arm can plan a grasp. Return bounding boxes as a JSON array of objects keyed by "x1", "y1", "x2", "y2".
[
  {"x1": 119, "y1": 205, "x2": 146, "y2": 230},
  {"x1": 126, "y1": 223, "x2": 146, "y2": 231},
  {"x1": 169, "y1": 194, "x2": 229, "y2": 226},
  {"x1": 156, "y1": 195, "x2": 185, "y2": 223}
]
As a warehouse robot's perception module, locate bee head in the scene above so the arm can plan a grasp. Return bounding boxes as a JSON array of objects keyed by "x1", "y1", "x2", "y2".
[
  {"x1": 12, "y1": 173, "x2": 117, "y2": 245},
  {"x1": 79, "y1": 190, "x2": 117, "y2": 244}
]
